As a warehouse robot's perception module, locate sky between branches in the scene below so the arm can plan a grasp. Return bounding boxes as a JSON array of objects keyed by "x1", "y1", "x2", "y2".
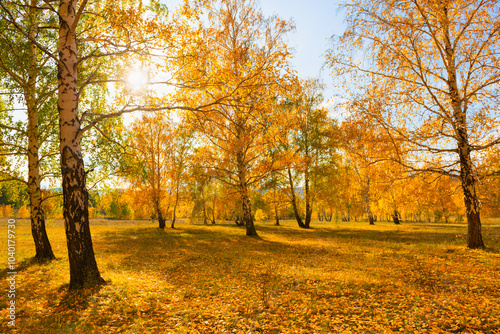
[
  {"x1": 163, "y1": 0, "x2": 346, "y2": 114},
  {"x1": 10, "y1": 0, "x2": 346, "y2": 122}
]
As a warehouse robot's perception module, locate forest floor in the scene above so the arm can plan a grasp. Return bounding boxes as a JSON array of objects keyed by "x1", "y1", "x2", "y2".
[{"x1": 1, "y1": 218, "x2": 500, "y2": 333}]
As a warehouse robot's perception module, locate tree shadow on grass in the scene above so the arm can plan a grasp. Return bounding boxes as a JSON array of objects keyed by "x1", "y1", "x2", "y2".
[
  {"x1": 96, "y1": 225, "x2": 289, "y2": 280},
  {"x1": 0, "y1": 257, "x2": 49, "y2": 280},
  {"x1": 256, "y1": 223, "x2": 467, "y2": 246},
  {"x1": 94, "y1": 222, "x2": 500, "y2": 297},
  {"x1": 55, "y1": 284, "x2": 104, "y2": 312},
  {"x1": 96, "y1": 223, "x2": 500, "y2": 269},
  {"x1": 94, "y1": 223, "x2": 463, "y2": 270},
  {"x1": 167, "y1": 221, "x2": 463, "y2": 244},
  {"x1": 89, "y1": 223, "x2": 500, "y2": 324}
]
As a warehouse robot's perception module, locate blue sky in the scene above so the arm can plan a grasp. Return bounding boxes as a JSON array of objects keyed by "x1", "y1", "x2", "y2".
[
  {"x1": 260, "y1": 1, "x2": 345, "y2": 84},
  {"x1": 260, "y1": 1, "x2": 346, "y2": 113}
]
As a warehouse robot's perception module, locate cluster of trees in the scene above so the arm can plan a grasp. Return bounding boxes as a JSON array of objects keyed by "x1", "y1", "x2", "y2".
[
  {"x1": 0, "y1": 0, "x2": 176, "y2": 287},
  {"x1": 0, "y1": 0, "x2": 499, "y2": 290},
  {"x1": 326, "y1": 0, "x2": 500, "y2": 248},
  {"x1": 87, "y1": 170, "x2": 470, "y2": 225}
]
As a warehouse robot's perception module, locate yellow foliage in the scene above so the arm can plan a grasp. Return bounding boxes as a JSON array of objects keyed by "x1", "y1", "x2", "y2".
[
  {"x1": 254, "y1": 209, "x2": 267, "y2": 221},
  {"x1": 0, "y1": 205, "x2": 11, "y2": 218},
  {"x1": 4, "y1": 205, "x2": 11, "y2": 218},
  {"x1": 18, "y1": 206, "x2": 29, "y2": 219}
]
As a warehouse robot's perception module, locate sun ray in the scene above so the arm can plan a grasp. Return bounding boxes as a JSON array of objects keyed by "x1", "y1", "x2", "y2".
[{"x1": 127, "y1": 71, "x2": 148, "y2": 90}]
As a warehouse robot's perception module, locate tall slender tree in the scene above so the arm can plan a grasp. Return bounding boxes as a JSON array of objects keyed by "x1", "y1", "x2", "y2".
[
  {"x1": 123, "y1": 112, "x2": 176, "y2": 229},
  {"x1": 170, "y1": 127, "x2": 193, "y2": 229},
  {"x1": 327, "y1": 0, "x2": 500, "y2": 248},
  {"x1": 289, "y1": 79, "x2": 338, "y2": 228},
  {"x1": 0, "y1": 0, "x2": 58, "y2": 261},
  {"x1": 175, "y1": 0, "x2": 295, "y2": 236}
]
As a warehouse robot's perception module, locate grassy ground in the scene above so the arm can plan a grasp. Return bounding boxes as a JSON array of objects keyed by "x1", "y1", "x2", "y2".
[{"x1": 1, "y1": 218, "x2": 500, "y2": 333}]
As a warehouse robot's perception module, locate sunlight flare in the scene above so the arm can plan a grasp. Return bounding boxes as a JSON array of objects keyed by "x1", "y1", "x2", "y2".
[{"x1": 127, "y1": 70, "x2": 148, "y2": 90}]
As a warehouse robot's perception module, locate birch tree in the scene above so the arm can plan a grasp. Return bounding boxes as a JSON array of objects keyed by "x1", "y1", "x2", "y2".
[
  {"x1": 175, "y1": 0, "x2": 295, "y2": 236},
  {"x1": 0, "y1": 0, "x2": 58, "y2": 261},
  {"x1": 327, "y1": 0, "x2": 500, "y2": 248},
  {"x1": 289, "y1": 79, "x2": 338, "y2": 228},
  {"x1": 51, "y1": 0, "x2": 170, "y2": 287},
  {"x1": 2, "y1": 0, "x2": 180, "y2": 286},
  {"x1": 123, "y1": 112, "x2": 175, "y2": 229}
]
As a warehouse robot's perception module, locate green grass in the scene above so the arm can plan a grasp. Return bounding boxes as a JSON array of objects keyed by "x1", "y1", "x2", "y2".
[{"x1": 1, "y1": 218, "x2": 500, "y2": 333}]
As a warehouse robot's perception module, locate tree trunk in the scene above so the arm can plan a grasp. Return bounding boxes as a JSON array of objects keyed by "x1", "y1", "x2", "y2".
[
  {"x1": 325, "y1": 208, "x2": 332, "y2": 222},
  {"x1": 237, "y1": 152, "x2": 257, "y2": 236},
  {"x1": 157, "y1": 205, "x2": 166, "y2": 229},
  {"x1": 368, "y1": 213, "x2": 374, "y2": 225},
  {"x1": 287, "y1": 167, "x2": 305, "y2": 228},
  {"x1": 153, "y1": 196, "x2": 165, "y2": 229},
  {"x1": 211, "y1": 194, "x2": 216, "y2": 224},
  {"x1": 158, "y1": 215, "x2": 166, "y2": 229},
  {"x1": 58, "y1": 0, "x2": 104, "y2": 289},
  {"x1": 241, "y1": 191, "x2": 257, "y2": 235},
  {"x1": 392, "y1": 209, "x2": 400, "y2": 225},
  {"x1": 363, "y1": 177, "x2": 374, "y2": 225},
  {"x1": 27, "y1": 2, "x2": 55, "y2": 261},
  {"x1": 274, "y1": 206, "x2": 280, "y2": 225},
  {"x1": 453, "y1": 114, "x2": 484, "y2": 246},
  {"x1": 171, "y1": 207, "x2": 176, "y2": 228},
  {"x1": 304, "y1": 165, "x2": 312, "y2": 228},
  {"x1": 442, "y1": 4, "x2": 484, "y2": 248},
  {"x1": 459, "y1": 146, "x2": 484, "y2": 248},
  {"x1": 28, "y1": 103, "x2": 55, "y2": 261},
  {"x1": 234, "y1": 212, "x2": 241, "y2": 226},
  {"x1": 203, "y1": 204, "x2": 208, "y2": 224},
  {"x1": 272, "y1": 174, "x2": 280, "y2": 226},
  {"x1": 235, "y1": 214, "x2": 244, "y2": 226},
  {"x1": 171, "y1": 182, "x2": 179, "y2": 229}
]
